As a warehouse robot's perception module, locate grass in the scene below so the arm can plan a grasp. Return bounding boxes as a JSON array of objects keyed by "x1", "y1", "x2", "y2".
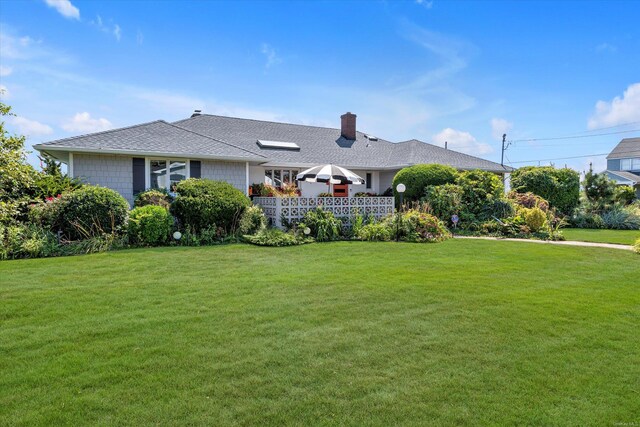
[
  {"x1": 1, "y1": 240, "x2": 639, "y2": 426},
  {"x1": 562, "y1": 227, "x2": 640, "y2": 245}
]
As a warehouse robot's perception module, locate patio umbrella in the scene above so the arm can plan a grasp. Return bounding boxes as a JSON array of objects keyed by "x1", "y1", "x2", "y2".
[{"x1": 296, "y1": 164, "x2": 365, "y2": 185}]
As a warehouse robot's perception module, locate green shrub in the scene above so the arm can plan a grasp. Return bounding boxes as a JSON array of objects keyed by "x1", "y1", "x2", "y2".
[
  {"x1": 614, "y1": 186, "x2": 636, "y2": 205},
  {"x1": 357, "y1": 222, "x2": 392, "y2": 241},
  {"x1": 0, "y1": 223, "x2": 59, "y2": 260},
  {"x1": 172, "y1": 179, "x2": 250, "y2": 233},
  {"x1": 511, "y1": 166, "x2": 580, "y2": 214},
  {"x1": 396, "y1": 209, "x2": 451, "y2": 243},
  {"x1": 317, "y1": 192, "x2": 333, "y2": 197},
  {"x1": 422, "y1": 184, "x2": 462, "y2": 223},
  {"x1": 600, "y1": 206, "x2": 640, "y2": 230},
  {"x1": 134, "y1": 189, "x2": 172, "y2": 209},
  {"x1": 52, "y1": 186, "x2": 129, "y2": 240},
  {"x1": 570, "y1": 211, "x2": 604, "y2": 229},
  {"x1": 522, "y1": 207, "x2": 547, "y2": 232},
  {"x1": 244, "y1": 227, "x2": 308, "y2": 247},
  {"x1": 128, "y1": 205, "x2": 173, "y2": 246},
  {"x1": 634, "y1": 238, "x2": 640, "y2": 254},
  {"x1": 238, "y1": 205, "x2": 267, "y2": 235},
  {"x1": 300, "y1": 207, "x2": 342, "y2": 242},
  {"x1": 481, "y1": 198, "x2": 515, "y2": 221},
  {"x1": 456, "y1": 170, "x2": 504, "y2": 218},
  {"x1": 393, "y1": 164, "x2": 458, "y2": 202}
]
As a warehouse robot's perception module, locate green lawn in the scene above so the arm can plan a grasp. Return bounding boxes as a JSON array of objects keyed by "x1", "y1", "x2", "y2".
[
  {"x1": 562, "y1": 228, "x2": 640, "y2": 245},
  {"x1": 1, "y1": 241, "x2": 639, "y2": 426}
]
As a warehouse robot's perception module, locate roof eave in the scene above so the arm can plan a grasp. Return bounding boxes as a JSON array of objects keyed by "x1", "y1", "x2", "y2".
[{"x1": 33, "y1": 145, "x2": 264, "y2": 163}]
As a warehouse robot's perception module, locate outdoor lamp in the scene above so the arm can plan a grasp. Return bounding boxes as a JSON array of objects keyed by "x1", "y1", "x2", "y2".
[
  {"x1": 395, "y1": 183, "x2": 406, "y2": 242},
  {"x1": 173, "y1": 231, "x2": 182, "y2": 241},
  {"x1": 303, "y1": 227, "x2": 311, "y2": 235}
]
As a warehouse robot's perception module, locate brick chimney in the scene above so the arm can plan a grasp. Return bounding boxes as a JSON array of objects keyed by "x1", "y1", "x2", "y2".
[{"x1": 340, "y1": 112, "x2": 357, "y2": 140}]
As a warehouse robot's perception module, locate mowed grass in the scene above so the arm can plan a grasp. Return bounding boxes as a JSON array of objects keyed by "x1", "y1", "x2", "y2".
[
  {"x1": 1, "y1": 241, "x2": 639, "y2": 426},
  {"x1": 562, "y1": 228, "x2": 640, "y2": 245}
]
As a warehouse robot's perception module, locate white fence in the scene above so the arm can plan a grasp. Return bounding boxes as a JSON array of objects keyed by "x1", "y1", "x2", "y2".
[{"x1": 253, "y1": 196, "x2": 395, "y2": 228}]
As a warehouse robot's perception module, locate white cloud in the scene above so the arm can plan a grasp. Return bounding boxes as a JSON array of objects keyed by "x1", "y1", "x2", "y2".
[
  {"x1": 0, "y1": 84, "x2": 10, "y2": 99},
  {"x1": 261, "y1": 43, "x2": 281, "y2": 68},
  {"x1": 62, "y1": 112, "x2": 113, "y2": 133},
  {"x1": 0, "y1": 65, "x2": 12, "y2": 77},
  {"x1": 432, "y1": 128, "x2": 493, "y2": 155},
  {"x1": 588, "y1": 82, "x2": 640, "y2": 129},
  {"x1": 113, "y1": 24, "x2": 121, "y2": 41},
  {"x1": 490, "y1": 118, "x2": 513, "y2": 141},
  {"x1": 416, "y1": 0, "x2": 434, "y2": 8},
  {"x1": 43, "y1": 0, "x2": 80, "y2": 20},
  {"x1": 90, "y1": 15, "x2": 122, "y2": 41},
  {"x1": 10, "y1": 116, "x2": 53, "y2": 136}
]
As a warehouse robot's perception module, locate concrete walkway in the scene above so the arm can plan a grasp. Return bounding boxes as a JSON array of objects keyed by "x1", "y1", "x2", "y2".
[{"x1": 453, "y1": 235, "x2": 634, "y2": 251}]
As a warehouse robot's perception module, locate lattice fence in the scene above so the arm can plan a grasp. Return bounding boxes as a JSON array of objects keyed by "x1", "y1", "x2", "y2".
[{"x1": 253, "y1": 196, "x2": 395, "y2": 228}]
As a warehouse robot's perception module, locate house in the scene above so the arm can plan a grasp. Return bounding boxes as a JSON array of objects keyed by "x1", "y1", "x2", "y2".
[
  {"x1": 34, "y1": 112, "x2": 512, "y2": 205},
  {"x1": 604, "y1": 137, "x2": 640, "y2": 197}
]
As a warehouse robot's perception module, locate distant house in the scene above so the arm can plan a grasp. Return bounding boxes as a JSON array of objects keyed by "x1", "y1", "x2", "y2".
[
  {"x1": 605, "y1": 137, "x2": 640, "y2": 197},
  {"x1": 34, "y1": 111, "x2": 512, "y2": 205}
]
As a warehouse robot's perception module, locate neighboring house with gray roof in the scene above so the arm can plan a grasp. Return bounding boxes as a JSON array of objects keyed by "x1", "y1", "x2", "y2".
[
  {"x1": 35, "y1": 111, "x2": 512, "y2": 204},
  {"x1": 604, "y1": 137, "x2": 640, "y2": 198}
]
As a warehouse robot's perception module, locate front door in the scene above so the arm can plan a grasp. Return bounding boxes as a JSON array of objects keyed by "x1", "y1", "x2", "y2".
[{"x1": 333, "y1": 184, "x2": 348, "y2": 197}]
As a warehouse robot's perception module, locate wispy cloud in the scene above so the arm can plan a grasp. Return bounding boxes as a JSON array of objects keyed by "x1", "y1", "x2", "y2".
[
  {"x1": 415, "y1": 0, "x2": 434, "y2": 9},
  {"x1": 62, "y1": 112, "x2": 112, "y2": 133},
  {"x1": 90, "y1": 15, "x2": 122, "y2": 41},
  {"x1": 432, "y1": 127, "x2": 493, "y2": 155},
  {"x1": 136, "y1": 30, "x2": 144, "y2": 45},
  {"x1": 43, "y1": 0, "x2": 80, "y2": 20},
  {"x1": 595, "y1": 42, "x2": 617, "y2": 53},
  {"x1": 0, "y1": 65, "x2": 12, "y2": 77},
  {"x1": 588, "y1": 82, "x2": 640, "y2": 129},
  {"x1": 490, "y1": 118, "x2": 513, "y2": 140},
  {"x1": 10, "y1": 116, "x2": 54, "y2": 136},
  {"x1": 0, "y1": 84, "x2": 10, "y2": 99},
  {"x1": 261, "y1": 43, "x2": 282, "y2": 69}
]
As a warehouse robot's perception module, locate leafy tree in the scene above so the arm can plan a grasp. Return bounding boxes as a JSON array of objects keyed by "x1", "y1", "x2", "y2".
[
  {"x1": 583, "y1": 170, "x2": 616, "y2": 211},
  {"x1": 510, "y1": 166, "x2": 580, "y2": 215}
]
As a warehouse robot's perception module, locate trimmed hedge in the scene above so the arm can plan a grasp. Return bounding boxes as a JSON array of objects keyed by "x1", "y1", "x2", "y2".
[
  {"x1": 134, "y1": 189, "x2": 172, "y2": 209},
  {"x1": 128, "y1": 205, "x2": 173, "y2": 246},
  {"x1": 171, "y1": 178, "x2": 250, "y2": 233},
  {"x1": 393, "y1": 164, "x2": 458, "y2": 202},
  {"x1": 55, "y1": 186, "x2": 129, "y2": 240},
  {"x1": 510, "y1": 166, "x2": 579, "y2": 215}
]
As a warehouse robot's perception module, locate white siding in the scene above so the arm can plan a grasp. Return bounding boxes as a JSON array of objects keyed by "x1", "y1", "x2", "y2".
[{"x1": 379, "y1": 170, "x2": 398, "y2": 194}]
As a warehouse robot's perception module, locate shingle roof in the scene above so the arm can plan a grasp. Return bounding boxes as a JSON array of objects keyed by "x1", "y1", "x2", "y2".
[
  {"x1": 173, "y1": 114, "x2": 512, "y2": 172},
  {"x1": 36, "y1": 114, "x2": 511, "y2": 172},
  {"x1": 607, "y1": 137, "x2": 640, "y2": 159},
  {"x1": 35, "y1": 120, "x2": 266, "y2": 161},
  {"x1": 606, "y1": 170, "x2": 640, "y2": 184}
]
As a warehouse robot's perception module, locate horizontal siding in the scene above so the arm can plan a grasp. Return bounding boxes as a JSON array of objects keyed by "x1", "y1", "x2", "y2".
[
  {"x1": 201, "y1": 160, "x2": 246, "y2": 193},
  {"x1": 73, "y1": 154, "x2": 134, "y2": 205}
]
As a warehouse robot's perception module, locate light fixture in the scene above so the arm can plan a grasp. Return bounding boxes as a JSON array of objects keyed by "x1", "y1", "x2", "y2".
[
  {"x1": 173, "y1": 231, "x2": 182, "y2": 241},
  {"x1": 303, "y1": 227, "x2": 311, "y2": 235}
]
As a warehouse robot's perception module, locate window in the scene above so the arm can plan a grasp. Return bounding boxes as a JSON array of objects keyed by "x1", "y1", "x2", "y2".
[
  {"x1": 366, "y1": 172, "x2": 372, "y2": 189},
  {"x1": 264, "y1": 169, "x2": 300, "y2": 187},
  {"x1": 620, "y1": 158, "x2": 640, "y2": 171},
  {"x1": 149, "y1": 159, "x2": 189, "y2": 192}
]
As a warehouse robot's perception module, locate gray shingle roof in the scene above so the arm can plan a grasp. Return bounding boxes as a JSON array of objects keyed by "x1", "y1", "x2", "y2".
[
  {"x1": 606, "y1": 170, "x2": 640, "y2": 184},
  {"x1": 607, "y1": 137, "x2": 640, "y2": 159},
  {"x1": 36, "y1": 114, "x2": 511, "y2": 172},
  {"x1": 35, "y1": 120, "x2": 266, "y2": 161}
]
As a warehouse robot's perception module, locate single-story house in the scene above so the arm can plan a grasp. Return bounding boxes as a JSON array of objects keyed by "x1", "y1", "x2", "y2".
[
  {"x1": 604, "y1": 137, "x2": 640, "y2": 198},
  {"x1": 34, "y1": 111, "x2": 512, "y2": 205}
]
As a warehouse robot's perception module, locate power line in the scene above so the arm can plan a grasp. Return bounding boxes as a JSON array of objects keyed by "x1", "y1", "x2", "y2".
[
  {"x1": 507, "y1": 148, "x2": 640, "y2": 165},
  {"x1": 509, "y1": 128, "x2": 640, "y2": 144}
]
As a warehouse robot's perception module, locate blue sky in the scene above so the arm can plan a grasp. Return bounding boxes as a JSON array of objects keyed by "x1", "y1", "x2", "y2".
[{"x1": 1, "y1": 0, "x2": 639, "y2": 173}]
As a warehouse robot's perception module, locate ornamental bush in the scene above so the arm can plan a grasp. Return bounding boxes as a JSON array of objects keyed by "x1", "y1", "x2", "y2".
[
  {"x1": 393, "y1": 164, "x2": 458, "y2": 202},
  {"x1": 455, "y1": 170, "x2": 504, "y2": 218},
  {"x1": 422, "y1": 183, "x2": 463, "y2": 223},
  {"x1": 510, "y1": 166, "x2": 580, "y2": 215},
  {"x1": 300, "y1": 207, "x2": 342, "y2": 242},
  {"x1": 357, "y1": 222, "x2": 392, "y2": 241},
  {"x1": 396, "y1": 209, "x2": 451, "y2": 243},
  {"x1": 614, "y1": 185, "x2": 636, "y2": 205},
  {"x1": 244, "y1": 227, "x2": 308, "y2": 247},
  {"x1": 128, "y1": 205, "x2": 173, "y2": 246},
  {"x1": 634, "y1": 238, "x2": 640, "y2": 254},
  {"x1": 134, "y1": 189, "x2": 172, "y2": 209},
  {"x1": 171, "y1": 179, "x2": 250, "y2": 233},
  {"x1": 53, "y1": 186, "x2": 129, "y2": 240},
  {"x1": 522, "y1": 207, "x2": 547, "y2": 232},
  {"x1": 238, "y1": 205, "x2": 267, "y2": 235}
]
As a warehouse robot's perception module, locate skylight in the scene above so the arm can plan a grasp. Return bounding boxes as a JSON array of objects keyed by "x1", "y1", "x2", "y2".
[{"x1": 256, "y1": 140, "x2": 300, "y2": 150}]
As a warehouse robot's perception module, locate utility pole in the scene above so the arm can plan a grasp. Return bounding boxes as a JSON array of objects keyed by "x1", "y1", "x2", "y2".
[{"x1": 500, "y1": 134, "x2": 507, "y2": 166}]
